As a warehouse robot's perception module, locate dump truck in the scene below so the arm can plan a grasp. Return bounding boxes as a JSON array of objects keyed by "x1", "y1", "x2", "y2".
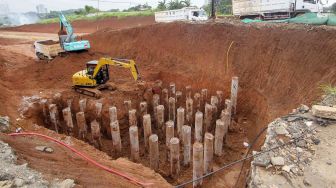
[
  {"x1": 232, "y1": 0, "x2": 323, "y2": 20},
  {"x1": 34, "y1": 13, "x2": 90, "y2": 60},
  {"x1": 34, "y1": 40, "x2": 65, "y2": 60},
  {"x1": 155, "y1": 7, "x2": 208, "y2": 23}
]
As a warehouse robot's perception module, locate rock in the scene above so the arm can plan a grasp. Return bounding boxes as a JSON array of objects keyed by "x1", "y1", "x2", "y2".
[
  {"x1": 312, "y1": 105, "x2": 336, "y2": 120},
  {"x1": 311, "y1": 137, "x2": 320, "y2": 145},
  {"x1": 326, "y1": 161, "x2": 332, "y2": 165},
  {"x1": 296, "y1": 147, "x2": 303, "y2": 153},
  {"x1": 291, "y1": 167, "x2": 299, "y2": 175},
  {"x1": 35, "y1": 146, "x2": 53, "y2": 153},
  {"x1": 287, "y1": 116, "x2": 300, "y2": 122},
  {"x1": 298, "y1": 104, "x2": 310, "y2": 113},
  {"x1": 304, "y1": 157, "x2": 312, "y2": 164},
  {"x1": 59, "y1": 179, "x2": 75, "y2": 188},
  {"x1": 292, "y1": 133, "x2": 301, "y2": 139},
  {"x1": 0, "y1": 116, "x2": 10, "y2": 133},
  {"x1": 303, "y1": 178, "x2": 312, "y2": 186},
  {"x1": 282, "y1": 165, "x2": 291, "y2": 173},
  {"x1": 14, "y1": 178, "x2": 24, "y2": 187},
  {"x1": 254, "y1": 153, "x2": 271, "y2": 167},
  {"x1": 35, "y1": 146, "x2": 47, "y2": 152},
  {"x1": 266, "y1": 164, "x2": 272, "y2": 170},
  {"x1": 271, "y1": 157, "x2": 285, "y2": 166},
  {"x1": 274, "y1": 124, "x2": 289, "y2": 135},
  {"x1": 305, "y1": 121, "x2": 313, "y2": 127},
  {"x1": 296, "y1": 140, "x2": 306, "y2": 148},
  {"x1": 45, "y1": 147, "x2": 54, "y2": 153},
  {"x1": 0, "y1": 180, "x2": 13, "y2": 188}
]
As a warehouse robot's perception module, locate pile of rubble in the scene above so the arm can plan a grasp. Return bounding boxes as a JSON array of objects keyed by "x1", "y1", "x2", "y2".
[
  {"x1": 249, "y1": 102, "x2": 336, "y2": 187},
  {"x1": 254, "y1": 105, "x2": 318, "y2": 175}
]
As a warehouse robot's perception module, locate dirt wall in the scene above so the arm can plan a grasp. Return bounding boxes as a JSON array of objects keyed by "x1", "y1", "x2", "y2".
[
  {"x1": 2, "y1": 16, "x2": 155, "y2": 33},
  {"x1": 85, "y1": 22, "x2": 336, "y2": 133}
]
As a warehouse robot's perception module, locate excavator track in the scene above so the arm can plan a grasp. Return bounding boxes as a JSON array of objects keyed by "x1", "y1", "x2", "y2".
[{"x1": 72, "y1": 86, "x2": 102, "y2": 99}]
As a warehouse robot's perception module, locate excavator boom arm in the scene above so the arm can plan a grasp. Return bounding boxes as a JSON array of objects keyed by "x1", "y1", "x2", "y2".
[
  {"x1": 92, "y1": 57, "x2": 140, "y2": 81},
  {"x1": 59, "y1": 13, "x2": 74, "y2": 42}
]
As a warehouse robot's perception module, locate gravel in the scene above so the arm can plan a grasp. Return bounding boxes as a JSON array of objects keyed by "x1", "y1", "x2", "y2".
[{"x1": 0, "y1": 140, "x2": 74, "y2": 187}]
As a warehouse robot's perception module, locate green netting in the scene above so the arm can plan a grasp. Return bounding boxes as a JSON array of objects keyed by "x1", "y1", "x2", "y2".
[
  {"x1": 327, "y1": 14, "x2": 336, "y2": 26},
  {"x1": 241, "y1": 18, "x2": 263, "y2": 23},
  {"x1": 286, "y1": 13, "x2": 328, "y2": 25},
  {"x1": 242, "y1": 13, "x2": 336, "y2": 26}
]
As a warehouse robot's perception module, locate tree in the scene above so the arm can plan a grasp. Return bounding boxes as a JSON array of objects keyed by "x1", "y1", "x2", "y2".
[
  {"x1": 217, "y1": 0, "x2": 232, "y2": 15},
  {"x1": 181, "y1": 0, "x2": 191, "y2": 7},
  {"x1": 332, "y1": 3, "x2": 336, "y2": 13},
  {"x1": 202, "y1": 0, "x2": 232, "y2": 16},
  {"x1": 125, "y1": 4, "x2": 152, "y2": 12},
  {"x1": 84, "y1": 5, "x2": 97, "y2": 14},
  {"x1": 157, "y1": 0, "x2": 167, "y2": 11},
  {"x1": 167, "y1": 0, "x2": 190, "y2": 10}
]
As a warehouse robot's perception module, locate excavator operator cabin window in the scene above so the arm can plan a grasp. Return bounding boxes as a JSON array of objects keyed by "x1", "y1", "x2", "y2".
[{"x1": 87, "y1": 65, "x2": 95, "y2": 76}]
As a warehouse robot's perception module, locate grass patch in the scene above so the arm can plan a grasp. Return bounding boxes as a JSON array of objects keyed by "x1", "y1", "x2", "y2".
[
  {"x1": 39, "y1": 10, "x2": 154, "y2": 24},
  {"x1": 320, "y1": 84, "x2": 336, "y2": 96}
]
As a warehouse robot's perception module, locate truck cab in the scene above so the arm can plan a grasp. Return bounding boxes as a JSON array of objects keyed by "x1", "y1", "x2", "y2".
[
  {"x1": 189, "y1": 9, "x2": 208, "y2": 21},
  {"x1": 295, "y1": 0, "x2": 323, "y2": 13}
]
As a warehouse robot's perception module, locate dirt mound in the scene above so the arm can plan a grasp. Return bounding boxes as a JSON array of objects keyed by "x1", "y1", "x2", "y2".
[{"x1": 3, "y1": 16, "x2": 155, "y2": 33}]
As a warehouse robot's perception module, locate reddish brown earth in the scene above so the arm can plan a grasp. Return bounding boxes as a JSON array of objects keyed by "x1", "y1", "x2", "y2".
[
  {"x1": 0, "y1": 21, "x2": 336, "y2": 187},
  {"x1": 1, "y1": 16, "x2": 155, "y2": 33}
]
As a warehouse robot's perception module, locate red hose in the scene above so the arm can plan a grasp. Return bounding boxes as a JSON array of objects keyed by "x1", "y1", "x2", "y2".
[{"x1": 8, "y1": 132, "x2": 153, "y2": 187}]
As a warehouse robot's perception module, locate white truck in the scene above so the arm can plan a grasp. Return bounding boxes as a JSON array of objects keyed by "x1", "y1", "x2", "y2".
[
  {"x1": 34, "y1": 40, "x2": 65, "y2": 60},
  {"x1": 155, "y1": 7, "x2": 208, "y2": 23},
  {"x1": 232, "y1": 0, "x2": 323, "y2": 20}
]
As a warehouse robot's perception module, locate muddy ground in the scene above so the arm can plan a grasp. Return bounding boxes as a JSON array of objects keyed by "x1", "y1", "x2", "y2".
[{"x1": 0, "y1": 17, "x2": 336, "y2": 187}]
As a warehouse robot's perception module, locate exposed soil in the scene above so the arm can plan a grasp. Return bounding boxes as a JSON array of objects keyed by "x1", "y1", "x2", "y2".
[
  {"x1": 1, "y1": 16, "x2": 155, "y2": 34},
  {"x1": 0, "y1": 20, "x2": 336, "y2": 187},
  {"x1": 0, "y1": 132, "x2": 169, "y2": 188}
]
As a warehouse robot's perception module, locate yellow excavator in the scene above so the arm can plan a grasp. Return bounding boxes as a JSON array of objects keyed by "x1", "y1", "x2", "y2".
[{"x1": 72, "y1": 57, "x2": 140, "y2": 98}]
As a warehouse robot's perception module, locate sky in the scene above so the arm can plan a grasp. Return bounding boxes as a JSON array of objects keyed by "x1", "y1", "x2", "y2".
[
  {"x1": 1, "y1": 0, "x2": 336, "y2": 13},
  {"x1": 1, "y1": 0, "x2": 206, "y2": 13}
]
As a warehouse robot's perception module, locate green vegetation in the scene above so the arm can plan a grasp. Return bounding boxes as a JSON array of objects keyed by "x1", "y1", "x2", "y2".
[
  {"x1": 320, "y1": 84, "x2": 336, "y2": 96},
  {"x1": 332, "y1": 3, "x2": 336, "y2": 13},
  {"x1": 125, "y1": 3, "x2": 152, "y2": 12},
  {"x1": 38, "y1": 10, "x2": 154, "y2": 24},
  {"x1": 156, "y1": 0, "x2": 191, "y2": 11},
  {"x1": 202, "y1": 0, "x2": 232, "y2": 16}
]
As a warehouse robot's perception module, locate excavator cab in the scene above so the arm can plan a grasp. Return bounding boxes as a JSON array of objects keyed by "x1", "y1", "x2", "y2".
[{"x1": 86, "y1": 61, "x2": 110, "y2": 84}]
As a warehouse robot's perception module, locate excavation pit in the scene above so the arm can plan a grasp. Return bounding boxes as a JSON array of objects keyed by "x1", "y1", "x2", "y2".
[
  {"x1": 5, "y1": 21, "x2": 336, "y2": 187},
  {"x1": 26, "y1": 77, "x2": 257, "y2": 186}
]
